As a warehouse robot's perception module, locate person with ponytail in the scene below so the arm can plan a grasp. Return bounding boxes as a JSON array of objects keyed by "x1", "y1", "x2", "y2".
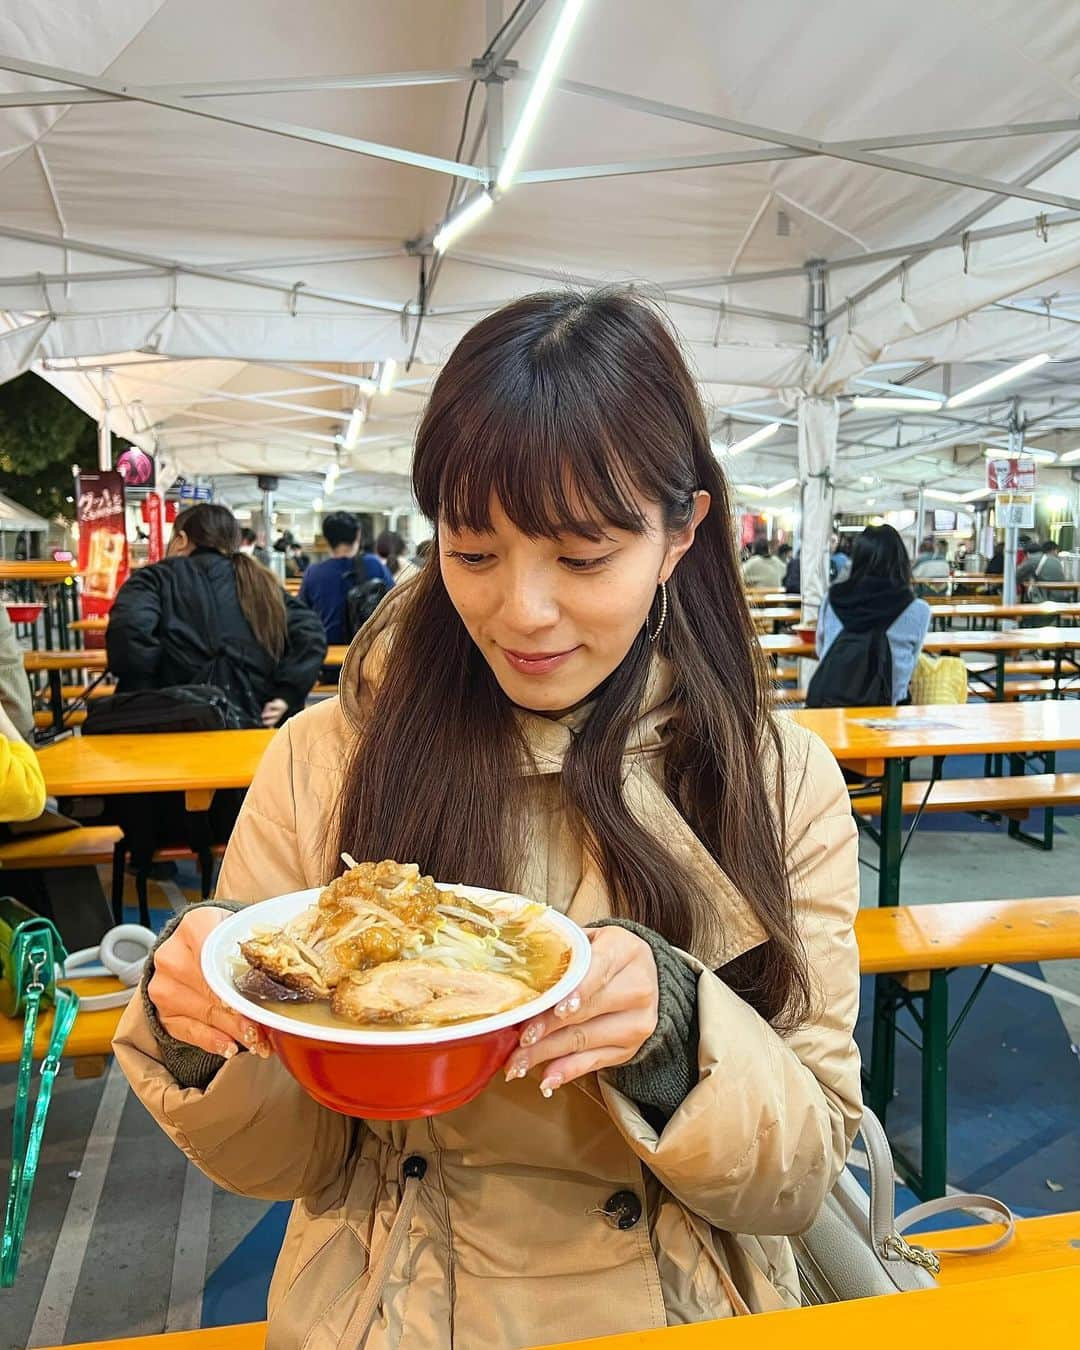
[
  {"x1": 115, "y1": 291, "x2": 861, "y2": 1348},
  {"x1": 107, "y1": 502, "x2": 326, "y2": 728}
]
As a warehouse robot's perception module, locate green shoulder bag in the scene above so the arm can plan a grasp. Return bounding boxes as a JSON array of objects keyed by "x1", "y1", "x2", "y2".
[{"x1": 0, "y1": 897, "x2": 79, "y2": 1286}]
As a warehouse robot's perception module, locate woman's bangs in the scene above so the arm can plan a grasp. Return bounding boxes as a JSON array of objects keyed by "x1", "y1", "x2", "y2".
[{"x1": 438, "y1": 418, "x2": 650, "y2": 543}]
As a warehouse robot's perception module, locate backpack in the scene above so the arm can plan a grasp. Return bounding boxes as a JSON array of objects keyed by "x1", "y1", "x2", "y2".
[
  {"x1": 807, "y1": 627, "x2": 894, "y2": 708},
  {"x1": 345, "y1": 575, "x2": 390, "y2": 638}
]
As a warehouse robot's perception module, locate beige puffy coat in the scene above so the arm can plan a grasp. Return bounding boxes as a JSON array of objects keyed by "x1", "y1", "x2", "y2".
[{"x1": 113, "y1": 629, "x2": 861, "y2": 1349}]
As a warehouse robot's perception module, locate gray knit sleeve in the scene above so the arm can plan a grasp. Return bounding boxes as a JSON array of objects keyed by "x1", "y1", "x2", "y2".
[
  {"x1": 587, "y1": 917, "x2": 699, "y2": 1123},
  {"x1": 140, "y1": 900, "x2": 245, "y2": 1090}
]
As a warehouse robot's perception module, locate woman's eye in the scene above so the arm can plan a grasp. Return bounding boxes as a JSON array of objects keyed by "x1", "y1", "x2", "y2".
[
  {"x1": 560, "y1": 554, "x2": 614, "y2": 572},
  {"x1": 447, "y1": 551, "x2": 492, "y2": 567}
]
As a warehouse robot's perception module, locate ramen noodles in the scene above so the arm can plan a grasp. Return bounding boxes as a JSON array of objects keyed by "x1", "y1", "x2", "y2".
[{"x1": 234, "y1": 859, "x2": 571, "y2": 1031}]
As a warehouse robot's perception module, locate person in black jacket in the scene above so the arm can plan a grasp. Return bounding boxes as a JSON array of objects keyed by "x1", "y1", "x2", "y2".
[{"x1": 107, "y1": 503, "x2": 326, "y2": 728}]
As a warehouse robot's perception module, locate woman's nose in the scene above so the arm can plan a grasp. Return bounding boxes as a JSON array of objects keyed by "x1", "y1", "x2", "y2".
[{"x1": 498, "y1": 566, "x2": 560, "y2": 633}]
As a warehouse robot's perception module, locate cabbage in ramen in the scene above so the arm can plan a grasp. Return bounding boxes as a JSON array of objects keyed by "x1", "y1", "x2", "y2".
[{"x1": 233, "y1": 859, "x2": 570, "y2": 1031}]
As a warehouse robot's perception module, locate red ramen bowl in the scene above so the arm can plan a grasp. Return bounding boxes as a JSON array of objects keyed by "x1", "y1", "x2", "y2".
[
  {"x1": 202, "y1": 884, "x2": 591, "y2": 1120},
  {"x1": 5, "y1": 603, "x2": 43, "y2": 624},
  {"x1": 794, "y1": 624, "x2": 817, "y2": 645}
]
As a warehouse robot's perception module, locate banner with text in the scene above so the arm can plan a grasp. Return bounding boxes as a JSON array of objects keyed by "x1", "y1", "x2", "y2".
[{"x1": 77, "y1": 470, "x2": 129, "y2": 622}]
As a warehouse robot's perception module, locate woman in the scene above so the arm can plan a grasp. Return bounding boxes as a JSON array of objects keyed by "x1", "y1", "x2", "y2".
[
  {"x1": 815, "y1": 523, "x2": 931, "y2": 704},
  {"x1": 740, "y1": 537, "x2": 785, "y2": 589},
  {"x1": 108, "y1": 503, "x2": 326, "y2": 728},
  {"x1": 114, "y1": 292, "x2": 861, "y2": 1348}
]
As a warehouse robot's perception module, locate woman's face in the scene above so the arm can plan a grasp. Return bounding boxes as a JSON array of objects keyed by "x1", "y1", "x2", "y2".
[{"x1": 440, "y1": 491, "x2": 709, "y2": 713}]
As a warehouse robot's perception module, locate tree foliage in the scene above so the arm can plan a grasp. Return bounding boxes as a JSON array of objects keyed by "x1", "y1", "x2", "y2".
[{"x1": 0, "y1": 373, "x2": 110, "y2": 522}]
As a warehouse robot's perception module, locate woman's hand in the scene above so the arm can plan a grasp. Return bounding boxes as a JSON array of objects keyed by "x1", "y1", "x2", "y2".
[
  {"x1": 148, "y1": 907, "x2": 270, "y2": 1060},
  {"x1": 504, "y1": 925, "x2": 659, "y2": 1096},
  {"x1": 261, "y1": 697, "x2": 288, "y2": 727}
]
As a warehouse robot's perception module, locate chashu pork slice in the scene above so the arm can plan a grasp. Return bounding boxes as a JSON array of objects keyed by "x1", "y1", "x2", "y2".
[
  {"x1": 330, "y1": 959, "x2": 536, "y2": 1027},
  {"x1": 240, "y1": 931, "x2": 331, "y2": 1000}
]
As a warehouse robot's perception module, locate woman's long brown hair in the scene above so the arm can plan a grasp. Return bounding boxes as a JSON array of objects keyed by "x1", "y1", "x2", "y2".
[
  {"x1": 336, "y1": 290, "x2": 810, "y2": 1031},
  {"x1": 173, "y1": 504, "x2": 287, "y2": 660}
]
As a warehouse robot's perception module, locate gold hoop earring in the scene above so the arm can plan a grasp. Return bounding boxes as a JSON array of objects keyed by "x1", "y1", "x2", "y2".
[{"x1": 647, "y1": 580, "x2": 668, "y2": 643}]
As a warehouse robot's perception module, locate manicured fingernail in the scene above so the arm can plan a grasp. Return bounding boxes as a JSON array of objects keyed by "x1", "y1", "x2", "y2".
[
  {"x1": 539, "y1": 1074, "x2": 562, "y2": 1098},
  {"x1": 504, "y1": 1058, "x2": 528, "y2": 1082},
  {"x1": 222, "y1": 1044, "x2": 237, "y2": 1060},
  {"x1": 520, "y1": 1023, "x2": 542, "y2": 1047},
  {"x1": 242, "y1": 1025, "x2": 258, "y2": 1047},
  {"x1": 257, "y1": 1040, "x2": 272, "y2": 1059},
  {"x1": 555, "y1": 994, "x2": 581, "y2": 1019}
]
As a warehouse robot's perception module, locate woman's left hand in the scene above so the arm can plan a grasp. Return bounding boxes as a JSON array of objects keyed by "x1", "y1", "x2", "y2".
[
  {"x1": 504, "y1": 925, "x2": 659, "y2": 1097},
  {"x1": 261, "y1": 698, "x2": 288, "y2": 727}
]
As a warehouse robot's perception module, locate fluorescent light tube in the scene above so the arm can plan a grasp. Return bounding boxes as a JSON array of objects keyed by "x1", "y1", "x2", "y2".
[
  {"x1": 924, "y1": 489, "x2": 965, "y2": 502},
  {"x1": 767, "y1": 478, "x2": 799, "y2": 496},
  {"x1": 497, "y1": 0, "x2": 587, "y2": 192},
  {"x1": 852, "y1": 396, "x2": 943, "y2": 412},
  {"x1": 378, "y1": 359, "x2": 397, "y2": 396},
  {"x1": 433, "y1": 191, "x2": 494, "y2": 253},
  {"x1": 342, "y1": 406, "x2": 365, "y2": 452},
  {"x1": 734, "y1": 483, "x2": 767, "y2": 496},
  {"x1": 946, "y1": 353, "x2": 1051, "y2": 408},
  {"x1": 723, "y1": 422, "x2": 782, "y2": 455},
  {"x1": 1059, "y1": 447, "x2": 1080, "y2": 464}
]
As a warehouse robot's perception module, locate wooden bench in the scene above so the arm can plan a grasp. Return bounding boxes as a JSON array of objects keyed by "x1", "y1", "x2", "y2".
[
  {"x1": 33, "y1": 708, "x2": 87, "y2": 728},
  {"x1": 971, "y1": 678, "x2": 1078, "y2": 701},
  {"x1": 850, "y1": 772, "x2": 1080, "y2": 851},
  {"x1": 307, "y1": 682, "x2": 339, "y2": 698},
  {"x1": 53, "y1": 682, "x2": 116, "y2": 700},
  {"x1": 0, "y1": 826, "x2": 226, "y2": 925},
  {"x1": 965, "y1": 658, "x2": 1057, "y2": 676},
  {"x1": 917, "y1": 1211, "x2": 1080, "y2": 1286},
  {"x1": 0, "y1": 825, "x2": 122, "y2": 870},
  {"x1": 855, "y1": 896, "x2": 1080, "y2": 1198},
  {"x1": 773, "y1": 687, "x2": 807, "y2": 705},
  {"x1": 0, "y1": 975, "x2": 130, "y2": 1077}
]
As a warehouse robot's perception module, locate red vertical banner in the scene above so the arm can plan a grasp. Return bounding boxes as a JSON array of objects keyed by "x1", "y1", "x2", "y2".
[
  {"x1": 77, "y1": 470, "x2": 129, "y2": 622},
  {"x1": 145, "y1": 492, "x2": 164, "y2": 563}
]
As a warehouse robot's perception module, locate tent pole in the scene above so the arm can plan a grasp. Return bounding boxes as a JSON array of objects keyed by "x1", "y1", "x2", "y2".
[
  {"x1": 916, "y1": 485, "x2": 926, "y2": 558},
  {"x1": 97, "y1": 369, "x2": 112, "y2": 471},
  {"x1": 1002, "y1": 420, "x2": 1023, "y2": 608}
]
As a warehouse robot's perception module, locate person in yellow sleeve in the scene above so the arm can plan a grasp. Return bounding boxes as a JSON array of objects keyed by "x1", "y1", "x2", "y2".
[{"x1": 0, "y1": 701, "x2": 45, "y2": 821}]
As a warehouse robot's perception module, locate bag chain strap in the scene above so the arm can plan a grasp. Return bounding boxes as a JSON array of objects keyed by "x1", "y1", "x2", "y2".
[
  {"x1": 1, "y1": 939, "x2": 79, "y2": 1287},
  {"x1": 880, "y1": 1232, "x2": 942, "y2": 1274}
]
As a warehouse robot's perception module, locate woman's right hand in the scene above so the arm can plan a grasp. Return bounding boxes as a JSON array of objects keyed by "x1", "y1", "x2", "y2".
[{"x1": 148, "y1": 907, "x2": 270, "y2": 1060}]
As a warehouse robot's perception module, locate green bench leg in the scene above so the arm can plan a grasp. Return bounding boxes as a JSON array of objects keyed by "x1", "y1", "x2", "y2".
[
  {"x1": 921, "y1": 971, "x2": 949, "y2": 1198},
  {"x1": 868, "y1": 976, "x2": 897, "y2": 1128},
  {"x1": 1007, "y1": 749, "x2": 1056, "y2": 851},
  {"x1": 877, "y1": 757, "x2": 904, "y2": 910}
]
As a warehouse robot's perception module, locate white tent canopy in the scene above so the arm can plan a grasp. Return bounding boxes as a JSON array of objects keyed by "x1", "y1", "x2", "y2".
[{"x1": 3, "y1": 0, "x2": 1080, "y2": 526}]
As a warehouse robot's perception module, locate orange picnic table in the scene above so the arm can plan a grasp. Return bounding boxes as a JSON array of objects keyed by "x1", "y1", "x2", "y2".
[
  {"x1": 787, "y1": 701, "x2": 1080, "y2": 908},
  {"x1": 36, "y1": 728, "x2": 275, "y2": 812},
  {"x1": 34, "y1": 1268, "x2": 1080, "y2": 1350}
]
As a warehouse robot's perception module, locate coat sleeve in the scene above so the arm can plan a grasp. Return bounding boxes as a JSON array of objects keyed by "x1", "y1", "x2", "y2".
[
  {"x1": 106, "y1": 567, "x2": 165, "y2": 683},
  {"x1": 599, "y1": 728, "x2": 862, "y2": 1236},
  {"x1": 0, "y1": 737, "x2": 46, "y2": 821},
  {"x1": 0, "y1": 608, "x2": 33, "y2": 741},
  {"x1": 111, "y1": 719, "x2": 356, "y2": 1201},
  {"x1": 268, "y1": 594, "x2": 327, "y2": 708}
]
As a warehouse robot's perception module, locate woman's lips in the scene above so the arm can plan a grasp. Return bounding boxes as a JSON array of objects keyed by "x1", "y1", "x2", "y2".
[{"x1": 501, "y1": 646, "x2": 580, "y2": 676}]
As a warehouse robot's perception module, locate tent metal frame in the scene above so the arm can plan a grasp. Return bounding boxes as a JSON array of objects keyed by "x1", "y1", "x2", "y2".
[{"x1": 4, "y1": 0, "x2": 1080, "y2": 477}]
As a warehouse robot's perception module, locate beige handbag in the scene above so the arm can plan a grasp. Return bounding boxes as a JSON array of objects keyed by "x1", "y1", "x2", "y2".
[{"x1": 791, "y1": 1109, "x2": 1014, "y2": 1303}]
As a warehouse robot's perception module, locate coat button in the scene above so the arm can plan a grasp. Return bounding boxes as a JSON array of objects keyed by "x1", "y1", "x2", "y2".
[
  {"x1": 402, "y1": 1155, "x2": 427, "y2": 1180},
  {"x1": 603, "y1": 1190, "x2": 642, "y2": 1230}
]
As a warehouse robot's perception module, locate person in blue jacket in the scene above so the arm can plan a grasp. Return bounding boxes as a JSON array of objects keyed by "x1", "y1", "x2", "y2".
[
  {"x1": 298, "y1": 511, "x2": 394, "y2": 644},
  {"x1": 816, "y1": 524, "x2": 930, "y2": 704}
]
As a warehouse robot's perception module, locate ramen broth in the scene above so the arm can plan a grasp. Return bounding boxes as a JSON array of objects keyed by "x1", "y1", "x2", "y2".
[{"x1": 238, "y1": 907, "x2": 572, "y2": 1033}]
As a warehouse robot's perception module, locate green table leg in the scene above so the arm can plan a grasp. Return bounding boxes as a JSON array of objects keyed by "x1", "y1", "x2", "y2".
[
  {"x1": 869, "y1": 977, "x2": 897, "y2": 1127},
  {"x1": 877, "y1": 757, "x2": 903, "y2": 910},
  {"x1": 921, "y1": 971, "x2": 949, "y2": 1198}
]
